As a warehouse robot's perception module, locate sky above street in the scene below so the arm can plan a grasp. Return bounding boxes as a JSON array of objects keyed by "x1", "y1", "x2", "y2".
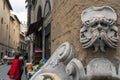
[{"x1": 9, "y1": 0, "x2": 27, "y2": 23}]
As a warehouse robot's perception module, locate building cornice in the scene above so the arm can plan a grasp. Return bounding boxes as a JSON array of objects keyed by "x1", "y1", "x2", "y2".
[{"x1": 6, "y1": 0, "x2": 13, "y2": 10}]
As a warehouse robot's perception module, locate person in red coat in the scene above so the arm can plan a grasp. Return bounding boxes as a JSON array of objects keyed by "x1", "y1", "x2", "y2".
[{"x1": 9, "y1": 54, "x2": 21, "y2": 80}]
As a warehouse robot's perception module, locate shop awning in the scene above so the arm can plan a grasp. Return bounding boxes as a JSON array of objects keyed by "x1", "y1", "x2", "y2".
[{"x1": 26, "y1": 18, "x2": 43, "y2": 36}]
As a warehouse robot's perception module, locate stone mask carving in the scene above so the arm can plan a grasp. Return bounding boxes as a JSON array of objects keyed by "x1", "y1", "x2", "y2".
[{"x1": 80, "y1": 6, "x2": 118, "y2": 52}]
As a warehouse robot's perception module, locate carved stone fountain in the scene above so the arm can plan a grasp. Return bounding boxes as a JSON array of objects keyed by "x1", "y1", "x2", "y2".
[{"x1": 30, "y1": 6, "x2": 120, "y2": 80}]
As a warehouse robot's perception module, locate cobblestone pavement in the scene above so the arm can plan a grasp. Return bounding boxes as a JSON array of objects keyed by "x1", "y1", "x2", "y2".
[{"x1": 0, "y1": 64, "x2": 26, "y2": 80}]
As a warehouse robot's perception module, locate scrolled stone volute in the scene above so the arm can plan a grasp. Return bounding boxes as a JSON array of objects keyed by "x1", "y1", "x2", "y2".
[
  {"x1": 30, "y1": 42, "x2": 75, "y2": 80},
  {"x1": 30, "y1": 42, "x2": 120, "y2": 80},
  {"x1": 33, "y1": 73, "x2": 62, "y2": 80},
  {"x1": 66, "y1": 58, "x2": 86, "y2": 80}
]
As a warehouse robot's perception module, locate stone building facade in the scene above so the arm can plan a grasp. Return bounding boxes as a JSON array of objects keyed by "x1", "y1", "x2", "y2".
[
  {"x1": 27, "y1": 0, "x2": 53, "y2": 61},
  {"x1": 0, "y1": 0, "x2": 21, "y2": 56},
  {"x1": 19, "y1": 23, "x2": 27, "y2": 55},
  {"x1": 19, "y1": 32, "x2": 27, "y2": 55},
  {"x1": 0, "y1": 0, "x2": 12, "y2": 55},
  {"x1": 9, "y1": 14, "x2": 20, "y2": 52}
]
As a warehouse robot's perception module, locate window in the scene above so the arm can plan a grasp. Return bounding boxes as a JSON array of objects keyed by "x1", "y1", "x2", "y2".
[
  {"x1": 44, "y1": 0, "x2": 51, "y2": 17},
  {"x1": 9, "y1": 35, "x2": 10, "y2": 39},
  {"x1": 7, "y1": 24, "x2": 8, "y2": 29},
  {"x1": 14, "y1": 29, "x2": 15, "y2": 32},
  {"x1": 3, "y1": 0, "x2": 5, "y2": 10},
  {"x1": 44, "y1": 3, "x2": 49, "y2": 16},
  {"x1": 1, "y1": 18, "x2": 3, "y2": 24},
  {"x1": 32, "y1": 0, "x2": 37, "y2": 6},
  {"x1": 37, "y1": 6, "x2": 42, "y2": 21}
]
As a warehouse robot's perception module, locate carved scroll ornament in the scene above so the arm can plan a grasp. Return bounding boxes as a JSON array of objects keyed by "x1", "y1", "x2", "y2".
[
  {"x1": 30, "y1": 42, "x2": 120, "y2": 80},
  {"x1": 30, "y1": 42, "x2": 86, "y2": 80},
  {"x1": 80, "y1": 6, "x2": 118, "y2": 52}
]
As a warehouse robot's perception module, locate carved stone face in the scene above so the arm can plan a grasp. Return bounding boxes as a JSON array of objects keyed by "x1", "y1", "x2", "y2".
[{"x1": 80, "y1": 6, "x2": 118, "y2": 52}]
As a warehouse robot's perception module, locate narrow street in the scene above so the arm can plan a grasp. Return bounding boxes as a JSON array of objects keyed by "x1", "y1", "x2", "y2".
[{"x1": 0, "y1": 64, "x2": 26, "y2": 80}]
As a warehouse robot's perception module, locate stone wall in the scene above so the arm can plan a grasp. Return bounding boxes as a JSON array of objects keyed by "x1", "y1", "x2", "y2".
[
  {"x1": 0, "y1": 0, "x2": 11, "y2": 53},
  {"x1": 51, "y1": 0, "x2": 120, "y2": 67},
  {"x1": 9, "y1": 14, "x2": 20, "y2": 51}
]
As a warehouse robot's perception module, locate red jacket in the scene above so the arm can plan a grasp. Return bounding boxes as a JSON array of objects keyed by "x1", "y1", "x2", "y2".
[{"x1": 9, "y1": 58, "x2": 21, "y2": 79}]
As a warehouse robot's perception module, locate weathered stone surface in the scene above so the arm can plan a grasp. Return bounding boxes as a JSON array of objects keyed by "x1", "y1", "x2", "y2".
[
  {"x1": 87, "y1": 58, "x2": 116, "y2": 77},
  {"x1": 66, "y1": 58, "x2": 86, "y2": 80},
  {"x1": 51, "y1": 0, "x2": 120, "y2": 66},
  {"x1": 30, "y1": 42, "x2": 87, "y2": 80},
  {"x1": 30, "y1": 42, "x2": 74, "y2": 80},
  {"x1": 34, "y1": 73, "x2": 61, "y2": 80},
  {"x1": 36, "y1": 0, "x2": 120, "y2": 79},
  {"x1": 118, "y1": 64, "x2": 120, "y2": 78},
  {"x1": 30, "y1": 42, "x2": 120, "y2": 80},
  {"x1": 80, "y1": 6, "x2": 118, "y2": 52}
]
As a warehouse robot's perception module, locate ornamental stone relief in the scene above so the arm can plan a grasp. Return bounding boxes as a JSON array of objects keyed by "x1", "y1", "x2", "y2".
[
  {"x1": 87, "y1": 58, "x2": 116, "y2": 77},
  {"x1": 80, "y1": 6, "x2": 118, "y2": 52},
  {"x1": 30, "y1": 42, "x2": 120, "y2": 80},
  {"x1": 30, "y1": 6, "x2": 120, "y2": 80}
]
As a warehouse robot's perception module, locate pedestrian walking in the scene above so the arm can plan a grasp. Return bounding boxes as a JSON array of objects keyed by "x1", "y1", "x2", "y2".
[
  {"x1": 8, "y1": 54, "x2": 21, "y2": 80},
  {"x1": 0, "y1": 51, "x2": 3, "y2": 59},
  {"x1": 19, "y1": 53, "x2": 24, "y2": 80},
  {"x1": 3, "y1": 54, "x2": 8, "y2": 64}
]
